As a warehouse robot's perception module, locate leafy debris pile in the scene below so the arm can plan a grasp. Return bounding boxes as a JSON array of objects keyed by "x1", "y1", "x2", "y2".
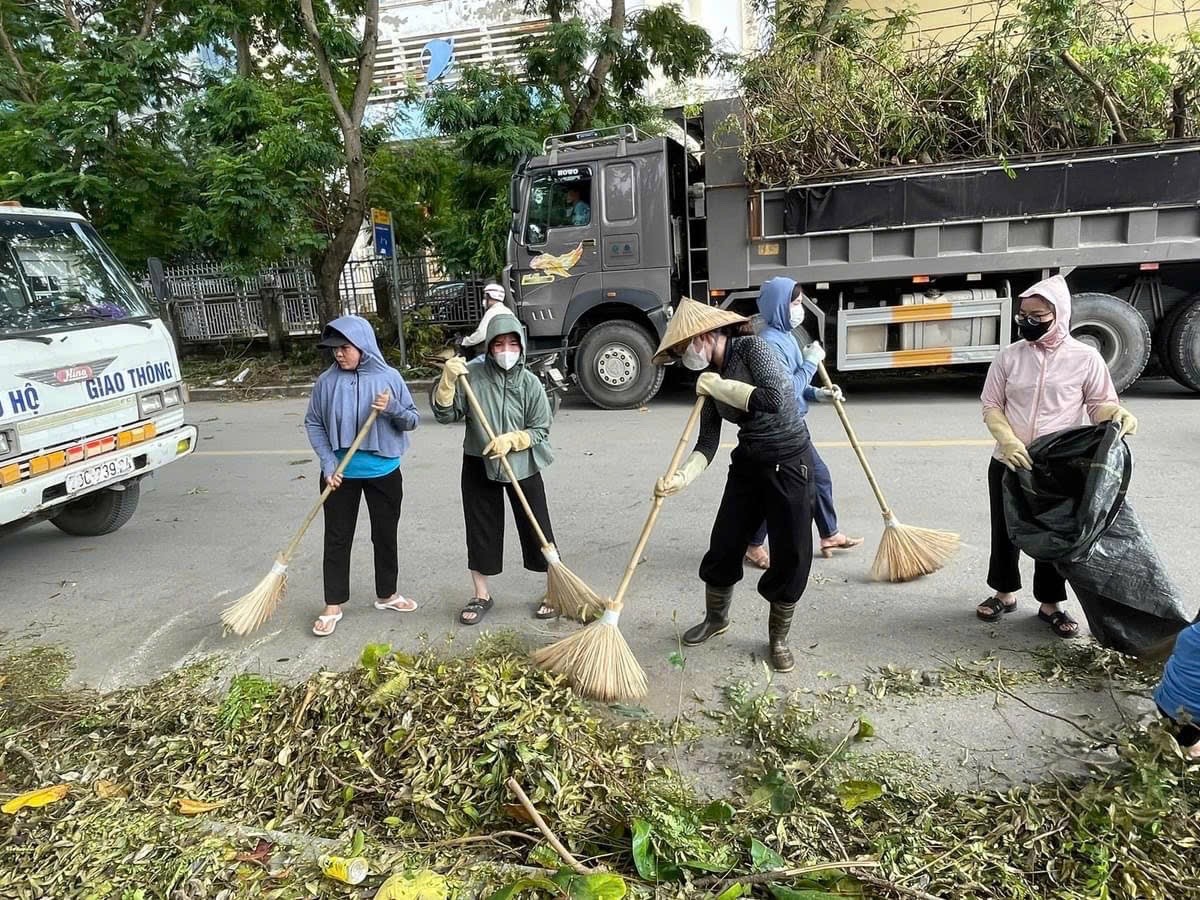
[{"x1": 1, "y1": 639, "x2": 1198, "y2": 899}]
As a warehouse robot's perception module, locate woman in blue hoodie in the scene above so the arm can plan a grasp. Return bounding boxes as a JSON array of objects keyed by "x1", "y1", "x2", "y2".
[
  {"x1": 1154, "y1": 622, "x2": 1200, "y2": 760},
  {"x1": 305, "y1": 315, "x2": 421, "y2": 636},
  {"x1": 743, "y1": 277, "x2": 861, "y2": 569}
]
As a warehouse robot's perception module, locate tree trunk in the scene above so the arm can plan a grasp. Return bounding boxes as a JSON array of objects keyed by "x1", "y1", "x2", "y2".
[
  {"x1": 810, "y1": 0, "x2": 849, "y2": 65},
  {"x1": 234, "y1": 29, "x2": 253, "y2": 77},
  {"x1": 568, "y1": 0, "x2": 626, "y2": 131}
]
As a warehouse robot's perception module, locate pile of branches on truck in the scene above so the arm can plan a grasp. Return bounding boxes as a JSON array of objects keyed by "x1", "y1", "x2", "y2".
[{"x1": 739, "y1": 0, "x2": 1200, "y2": 184}]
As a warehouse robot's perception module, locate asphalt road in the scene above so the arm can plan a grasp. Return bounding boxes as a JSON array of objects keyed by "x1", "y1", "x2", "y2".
[{"x1": 3, "y1": 372, "x2": 1198, "y2": 788}]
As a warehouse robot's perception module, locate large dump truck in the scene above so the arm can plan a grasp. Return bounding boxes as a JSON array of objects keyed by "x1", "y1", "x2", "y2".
[{"x1": 504, "y1": 98, "x2": 1200, "y2": 408}]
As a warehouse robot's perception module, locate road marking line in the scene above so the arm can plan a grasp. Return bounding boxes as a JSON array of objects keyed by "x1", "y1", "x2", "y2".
[
  {"x1": 719, "y1": 439, "x2": 993, "y2": 449},
  {"x1": 195, "y1": 439, "x2": 995, "y2": 457}
]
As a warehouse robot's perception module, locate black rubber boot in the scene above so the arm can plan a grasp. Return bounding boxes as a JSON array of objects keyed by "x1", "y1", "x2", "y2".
[
  {"x1": 682, "y1": 585, "x2": 733, "y2": 646},
  {"x1": 768, "y1": 603, "x2": 797, "y2": 672}
]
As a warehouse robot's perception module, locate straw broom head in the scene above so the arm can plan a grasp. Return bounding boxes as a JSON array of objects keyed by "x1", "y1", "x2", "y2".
[
  {"x1": 870, "y1": 517, "x2": 960, "y2": 583},
  {"x1": 546, "y1": 564, "x2": 605, "y2": 623},
  {"x1": 531, "y1": 607, "x2": 647, "y2": 702},
  {"x1": 542, "y1": 546, "x2": 605, "y2": 623},
  {"x1": 220, "y1": 558, "x2": 288, "y2": 636}
]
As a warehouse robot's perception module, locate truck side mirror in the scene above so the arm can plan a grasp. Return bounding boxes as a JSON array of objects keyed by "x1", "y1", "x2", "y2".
[
  {"x1": 510, "y1": 212, "x2": 522, "y2": 242},
  {"x1": 509, "y1": 175, "x2": 520, "y2": 213}
]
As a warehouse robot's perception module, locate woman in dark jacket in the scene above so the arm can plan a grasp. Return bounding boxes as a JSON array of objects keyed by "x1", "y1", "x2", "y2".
[{"x1": 652, "y1": 298, "x2": 816, "y2": 672}]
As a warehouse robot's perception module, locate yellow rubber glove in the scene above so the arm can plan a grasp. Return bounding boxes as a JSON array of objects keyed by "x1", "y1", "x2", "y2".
[
  {"x1": 1095, "y1": 404, "x2": 1138, "y2": 438},
  {"x1": 483, "y1": 430, "x2": 532, "y2": 458},
  {"x1": 433, "y1": 356, "x2": 469, "y2": 407},
  {"x1": 696, "y1": 371, "x2": 755, "y2": 411},
  {"x1": 654, "y1": 451, "x2": 708, "y2": 498},
  {"x1": 983, "y1": 409, "x2": 1032, "y2": 471}
]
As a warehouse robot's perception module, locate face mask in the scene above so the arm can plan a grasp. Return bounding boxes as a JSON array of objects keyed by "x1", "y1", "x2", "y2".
[
  {"x1": 789, "y1": 304, "x2": 804, "y2": 330},
  {"x1": 1017, "y1": 319, "x2": 1053, "y2": 342},
  {"x1": 493, "y1": 349, "x2": 520, "y2": 370},
  {"x1": 681, "y1": 340, "x2": 710, "y2": 371}
]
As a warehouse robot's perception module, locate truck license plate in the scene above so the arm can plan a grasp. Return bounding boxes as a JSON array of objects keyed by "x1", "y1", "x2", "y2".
[{"x1": 65, "y1": 456, "x2": 135, "y2": 494}]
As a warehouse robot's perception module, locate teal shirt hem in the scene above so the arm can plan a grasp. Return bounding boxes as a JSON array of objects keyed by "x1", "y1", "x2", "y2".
[{"x1": 334, "y1": 449, "x2": 401, "y2": 479}]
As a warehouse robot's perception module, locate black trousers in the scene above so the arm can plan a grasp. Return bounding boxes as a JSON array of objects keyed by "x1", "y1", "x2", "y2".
[
  {"x1": 987, "y1": 458, "x2": 1067, "y2": 604},
  {"x1": 461, "y1": 455, "x2": 555, "y2": 577},
  {"x1": 700, "y1": 447, "x2": 814, "y2": 606},
  {"x1": 320, "y1": 468, "x2": 404, "y2": 606}
]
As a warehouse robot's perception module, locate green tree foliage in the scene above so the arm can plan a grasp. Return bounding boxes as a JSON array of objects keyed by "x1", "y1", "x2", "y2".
[
  {"x1": 741, "y1": 0, "x2": 1200, "y2": 183},
  {"x1": 0, "y1": 0, "x2": 201, "y2": 262}
]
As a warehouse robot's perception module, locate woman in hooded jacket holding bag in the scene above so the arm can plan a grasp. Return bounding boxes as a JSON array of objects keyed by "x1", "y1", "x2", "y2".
[
  {"x1": 976, "y1": 275, "x2": 1138, "y2": 637},
  {"x1": 305, "y1": 315, "x2": 421, "y2": 637},
  {"x1": 433, "y1": 311, "x2": 559, "y2": 624}
]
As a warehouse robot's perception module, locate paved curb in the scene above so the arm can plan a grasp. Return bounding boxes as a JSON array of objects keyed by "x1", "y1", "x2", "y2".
[{"x1": 185, "y1": 379, "x2": 437, "y2": 403}]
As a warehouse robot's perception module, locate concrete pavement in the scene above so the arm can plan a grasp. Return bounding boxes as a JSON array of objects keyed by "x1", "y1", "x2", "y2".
[{"x1": 2, "y1": 373, "x2": 1197, "y2": 789}]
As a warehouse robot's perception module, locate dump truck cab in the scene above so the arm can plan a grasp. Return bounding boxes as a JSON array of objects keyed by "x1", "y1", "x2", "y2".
[{"x1": 505, "y1": 126, "x2": 686, "y2": 409}]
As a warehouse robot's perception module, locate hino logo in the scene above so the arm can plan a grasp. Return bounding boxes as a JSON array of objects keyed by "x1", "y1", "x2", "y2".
[{"x1": 20, "y1": 357, "x2": 117, "y2": 387}]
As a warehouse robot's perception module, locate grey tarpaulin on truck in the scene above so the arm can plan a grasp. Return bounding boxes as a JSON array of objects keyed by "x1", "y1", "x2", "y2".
[{"x1": 1002, "y1": 424, "x2": 1194, "y2": 656}]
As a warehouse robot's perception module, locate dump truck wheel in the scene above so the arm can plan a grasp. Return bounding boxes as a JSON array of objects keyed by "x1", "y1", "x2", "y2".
[
  {"x1": 1166, "y1": 297, "x2": 1200, "y2": 393},
  {"x1": 575, "y1": 321, "x2": 664, "y2": 410},
  {"x1": 1069, "y1": 293, "x2": 1151, "y2": 393},
  {"x1": 51, "y1": 483, "x2": 141, "y2": 536}
]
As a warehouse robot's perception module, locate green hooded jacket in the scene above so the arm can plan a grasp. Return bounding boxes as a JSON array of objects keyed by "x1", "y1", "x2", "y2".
[{"x1": 433, "y1": 311, "x2": 554, "y2": 483}]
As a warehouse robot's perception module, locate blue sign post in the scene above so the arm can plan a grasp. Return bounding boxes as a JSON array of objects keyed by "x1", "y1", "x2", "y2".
[{"x1": 370, "y1": 208, "x2": 405, "y2": 367}]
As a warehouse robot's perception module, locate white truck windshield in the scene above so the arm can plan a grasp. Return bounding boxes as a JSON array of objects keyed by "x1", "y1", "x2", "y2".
[{"x1": 0, "y1": 216, "x2": 151, "y2": 337}]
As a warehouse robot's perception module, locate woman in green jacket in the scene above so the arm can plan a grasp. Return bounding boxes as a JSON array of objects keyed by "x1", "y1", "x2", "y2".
[{"x1": 433, "y1": 312, "x2": 558, "y2": 624}]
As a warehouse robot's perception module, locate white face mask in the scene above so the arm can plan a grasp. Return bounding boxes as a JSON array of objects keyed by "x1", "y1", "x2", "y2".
[
  {"x1": 789, "y1": 303, "x2": 804, "y2": 330},
  {"x1": 681, "y1": 339, "x2": 709, "y2": 371},
  {"x1": 493, "y1": 349, "x2": 520, "y2": 371}
]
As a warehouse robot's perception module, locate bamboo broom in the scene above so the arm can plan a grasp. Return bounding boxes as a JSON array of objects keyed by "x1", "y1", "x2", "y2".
[
  {"x1": 816, "y1": 361, "x2": 959, "y2": 581},
  {"x1": 457, "y1": 374, "x2": 604, "y2": 623},
  {"x1": 221, "y1": 407, "x2": 382, "y2": 636},
  {"x1": 532, "y1": 396, "x2": 707, "y2": 702}
]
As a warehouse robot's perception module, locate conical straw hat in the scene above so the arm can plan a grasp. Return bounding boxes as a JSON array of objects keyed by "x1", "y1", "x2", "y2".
[{"x1": 653, "y1": 298, "x2": 749, "y2": 364}]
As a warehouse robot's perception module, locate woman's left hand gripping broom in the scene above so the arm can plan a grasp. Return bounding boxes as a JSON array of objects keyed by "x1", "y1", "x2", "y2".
[
  {"x1": 457, "y1": 374, "x2": 604, "y2": 623},
  {"x1": 531, "y1": 396, "x2": 708, "y2": 702},
  {"x1": 220, "y1": 408, "x2": 381, "y2": 636}
]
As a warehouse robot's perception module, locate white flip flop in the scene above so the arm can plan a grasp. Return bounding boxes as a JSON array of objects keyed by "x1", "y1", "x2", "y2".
[
  {"x1": 312, "y1": 611, "x2": 343, "y2": 636},
  {"x1": 374, "y1": 595, "x2": 418, "y2": 613}
]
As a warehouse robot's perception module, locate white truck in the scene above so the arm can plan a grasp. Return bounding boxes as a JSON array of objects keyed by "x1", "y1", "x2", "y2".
[{"x1": 0, "y1": 205, "x2": 197, "y2": 537}]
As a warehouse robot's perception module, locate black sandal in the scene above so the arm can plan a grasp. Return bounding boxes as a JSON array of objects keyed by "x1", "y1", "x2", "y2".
[
  {"x1": 460, "y1": 597, "x2": 493, "y2": 626},
  {"x1": 533, "y1": 598, "x2": 559, "y2": 620},
  {"x1": 976, "y1": 595, "x2": 1017, "y2": 621},
  {"x1": 1038, "y1": 609, "x2": 1080, "y2": 638}
]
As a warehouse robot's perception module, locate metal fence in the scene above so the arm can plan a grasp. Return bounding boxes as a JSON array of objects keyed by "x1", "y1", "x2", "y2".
[{"x1": 147, "y1": 254, "x2": 486, "y2": 345}]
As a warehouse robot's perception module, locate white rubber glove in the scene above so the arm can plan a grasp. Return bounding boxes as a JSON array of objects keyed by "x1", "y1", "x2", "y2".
[
  {"x1": 654, "y1": 451, "x2": 708, "y2": 498},
  {"x1": 802, "y1": 341, "x2": 826, "y2": 365},
  {"x1": 696, "y1": 371, "x2": 755, "y2": 412},
  {"x1": 813, "y1": 385, "x2": 844, "y2": 403},
  {"x1": 984, "y1": 409, "x2": 1032, "y2": 471},
  {"x1": 433, "y1": 356, "x2": 469, "y2": 407},
  {"x1": 1095, "y1": 404, "x2": 1138, "y2": 438}
]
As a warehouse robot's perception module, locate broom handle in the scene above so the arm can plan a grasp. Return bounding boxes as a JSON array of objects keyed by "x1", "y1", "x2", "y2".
[
  {"x1": 458, "y1": 374, "x2": 554, "y2": 551},
  {"x1": 612, "y1": 396, "x2": 707, "y2": 607},
  {"x1": 816, "y1": 361, "x2": 893, "y2": 518},
  {"x1": 282, "y1": 407, "x2": 382, "y2": 560}
]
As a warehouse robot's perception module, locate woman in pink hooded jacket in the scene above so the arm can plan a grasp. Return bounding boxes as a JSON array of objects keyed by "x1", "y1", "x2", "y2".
[{"x1": 976, "y1": 275, "x2": 1139, "y2": 637}]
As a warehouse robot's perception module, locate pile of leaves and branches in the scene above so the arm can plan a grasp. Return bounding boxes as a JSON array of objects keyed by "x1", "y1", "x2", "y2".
[
  {"x1": 1, "y1": 637, "x2": 1197, "y2": 899},
  {"x1": 740, "y1": 0, "x2": 1200, "y2": 183}
]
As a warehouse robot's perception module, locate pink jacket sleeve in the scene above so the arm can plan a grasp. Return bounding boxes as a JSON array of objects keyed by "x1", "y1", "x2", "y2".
[
  {"x1": 1082, "y1": 355, "x2": 1119, "y2": 421},
  {"x1": 980, "y1": 353, "x2": 1008, "y2": 417}
]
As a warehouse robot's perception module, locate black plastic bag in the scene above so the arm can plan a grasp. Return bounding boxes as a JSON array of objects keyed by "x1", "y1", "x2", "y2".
[
  {"x1": 1002, "y1": 423, "x2": 1130, "y2": 563},
  {"x1": 1003, "y1": 424, "x2": 1193, "y2": 656}
]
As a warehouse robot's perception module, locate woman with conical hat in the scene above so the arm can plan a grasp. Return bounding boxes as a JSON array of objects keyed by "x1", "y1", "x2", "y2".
[{"x1": 652, "y1": 297, "x2": 817, "y2": 671}]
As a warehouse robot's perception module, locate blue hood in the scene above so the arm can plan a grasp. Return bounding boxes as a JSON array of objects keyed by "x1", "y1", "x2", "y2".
[
  {"x1": 754, "y1": 276, "x2": 819, "y2": 416},
  {"x1": 757, "y1": 277, "x2": 797, "y2": 335},
  {"x1": 304, "y1": 315, "x2": 420, "y2": 477},
  {"x1": 322, "y1": 315, "x2": 390, "y2": 374}
]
